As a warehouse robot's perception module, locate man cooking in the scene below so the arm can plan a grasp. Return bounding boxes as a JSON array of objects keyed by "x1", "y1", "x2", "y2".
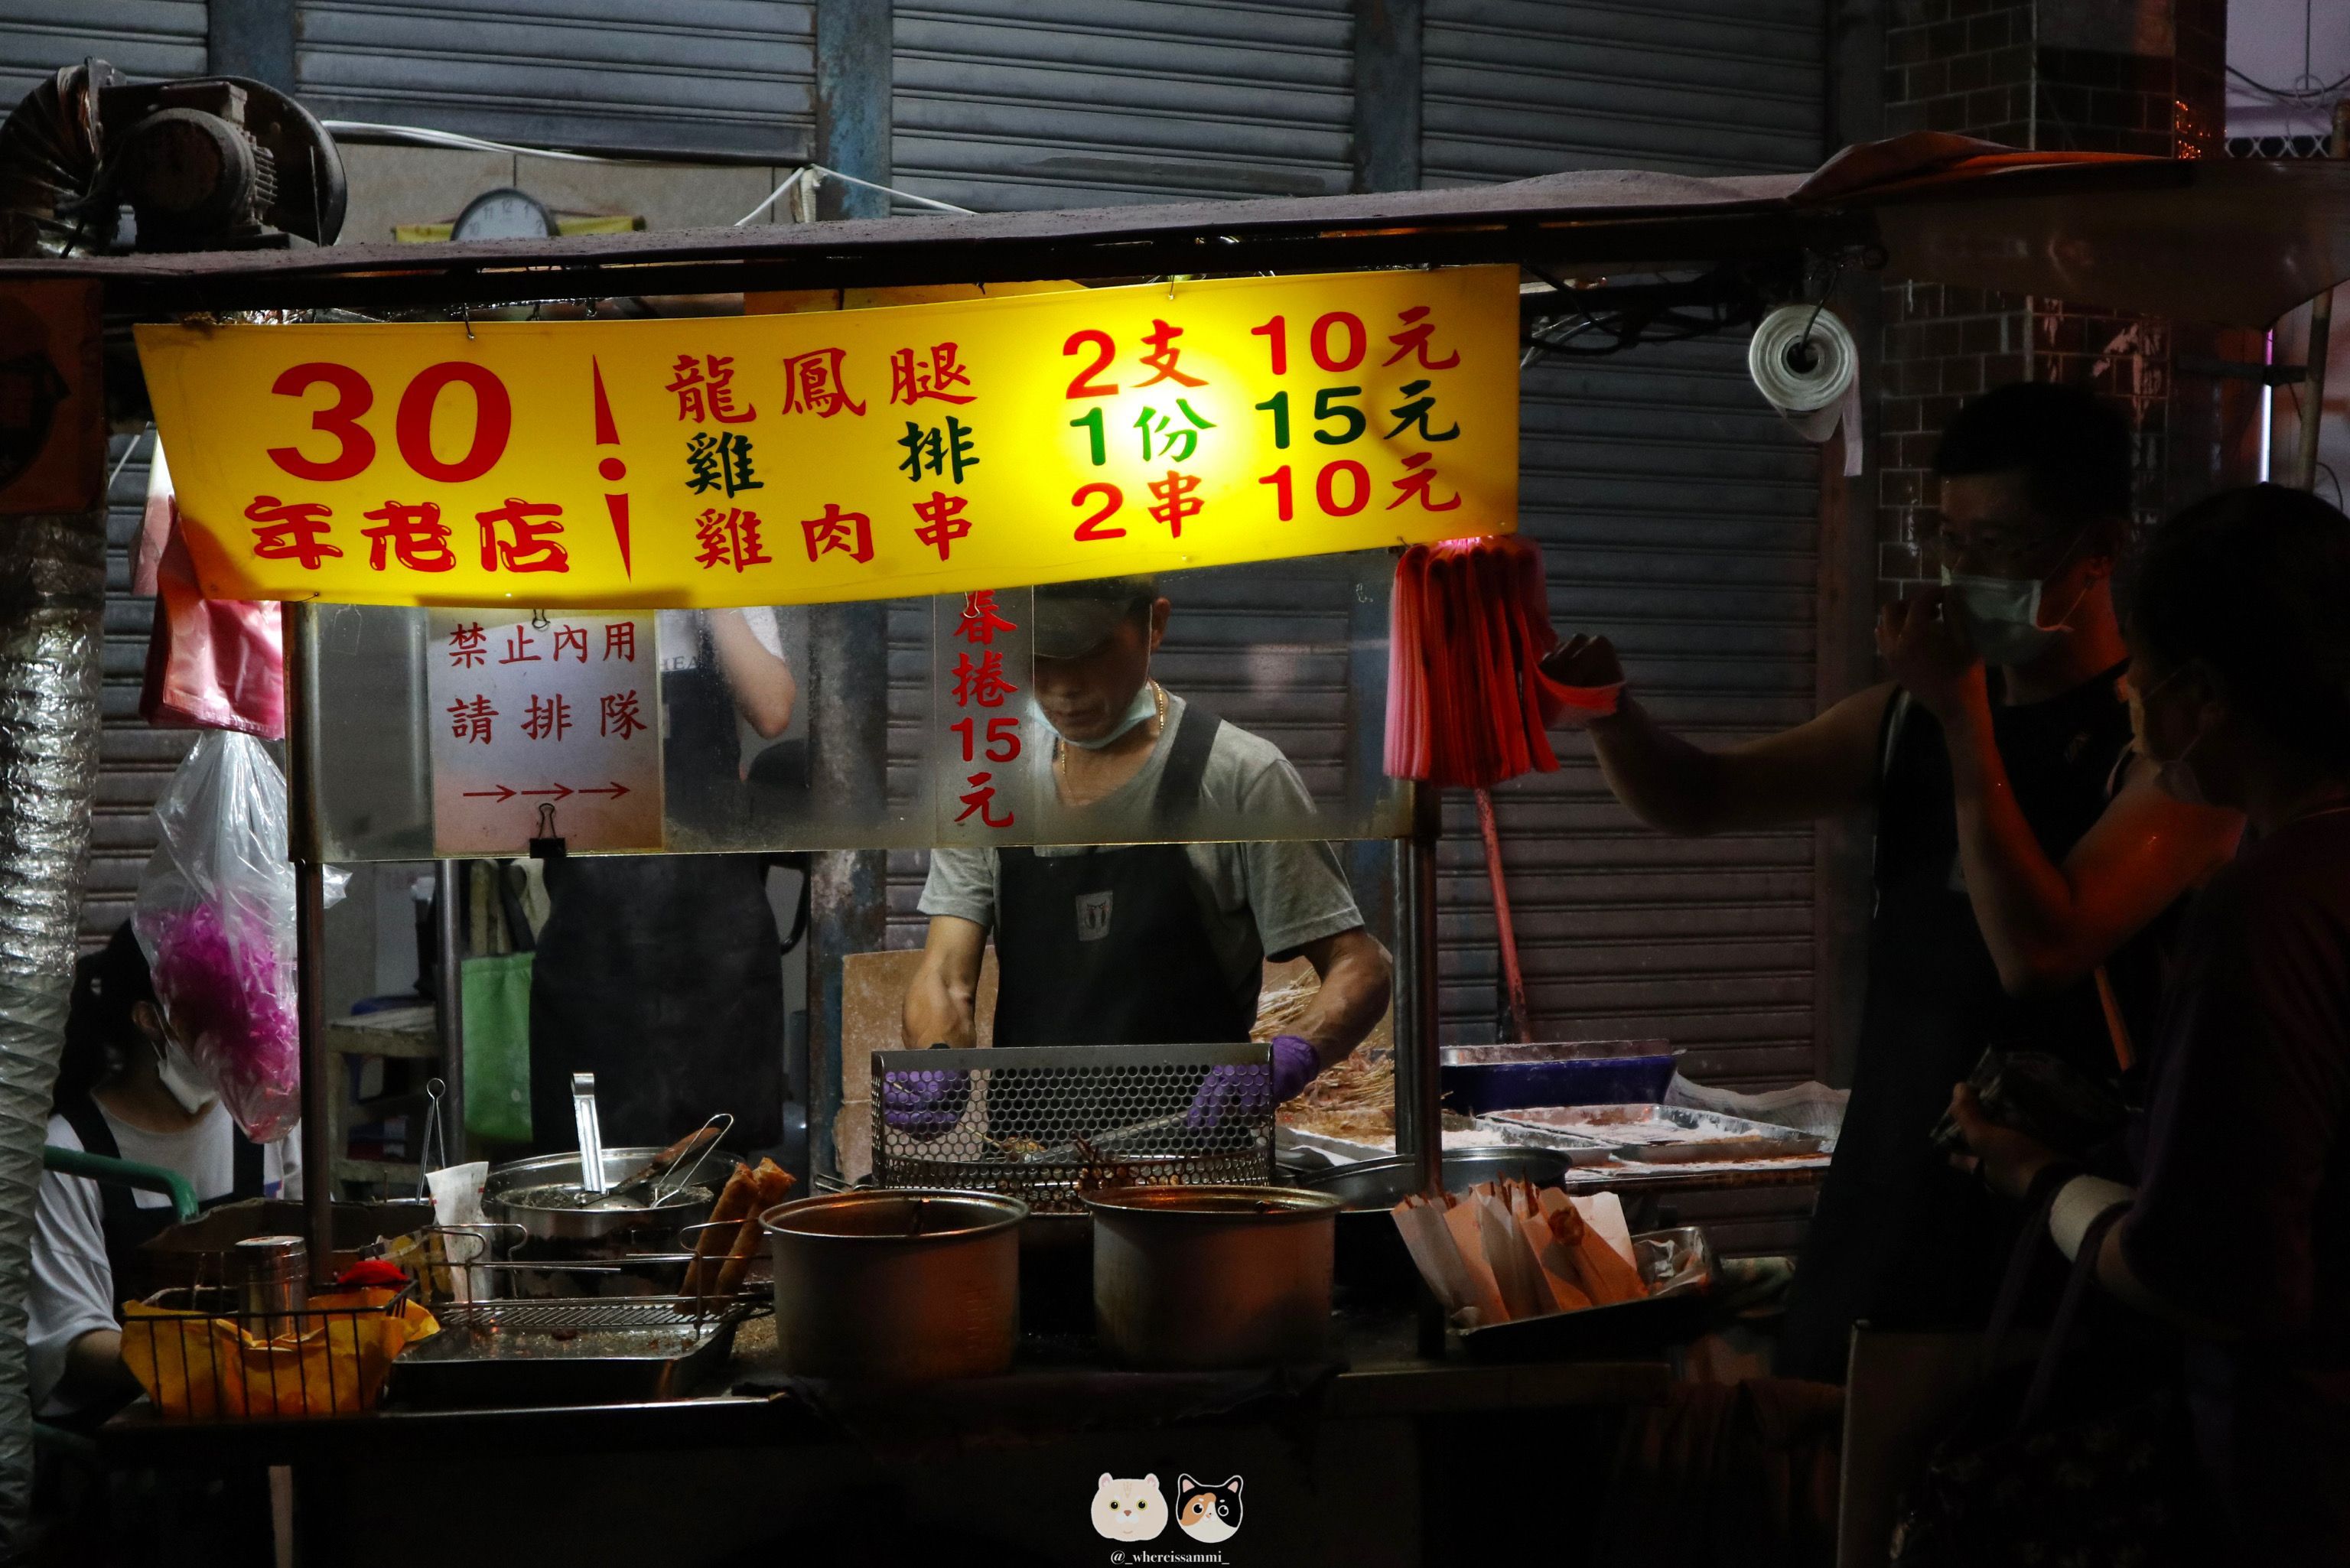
[
  {"x1": 1545, "y1": 382, "x2": 2244, "y2": 1380},
  {"x1": 903, "y1": 576, "x2": 1391, "y2": 1109}
]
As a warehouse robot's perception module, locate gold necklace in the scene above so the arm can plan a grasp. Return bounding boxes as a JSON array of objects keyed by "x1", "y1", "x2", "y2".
[{"x1": 1054, "y1": 682, "x2": 1166, "y2": 777}]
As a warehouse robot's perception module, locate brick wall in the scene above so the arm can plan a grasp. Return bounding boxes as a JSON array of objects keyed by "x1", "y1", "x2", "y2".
[{"x1": 1875, "y1": 0, "x2": 2228, "y2": 591}]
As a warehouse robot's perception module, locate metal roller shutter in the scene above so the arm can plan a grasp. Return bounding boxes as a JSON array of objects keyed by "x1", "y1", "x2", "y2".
[
  {"x1": 883, "y1": 1, "x2": 1362, "y2": 947},
  {"x1": 0, "y1": 0, "x2": 206, "y2": 103},
  {"x1": 892, "y1": 0, "x2": 1353, "y2": 211},
  {"x1": 294, "y1": 0, "x2": 815, "y2": 160},
  {"x1": 1422, "y1": 0, "x2": 1823, "y2": 184},
  {"x1": 88, "y1": 431, "x2": 200, "y2": 952},
  {"x1": 1424, "y1": 0, "x2": 1827, "y2": 1086}
]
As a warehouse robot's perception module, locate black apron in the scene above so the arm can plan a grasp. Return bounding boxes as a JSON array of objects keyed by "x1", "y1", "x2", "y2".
[
  {"x1": 1779, "y1": 662, "x2": 2181, "y2": 1381},
  {"x1": 528, "y1": 852, "x2": 786, "y2": 1153},
  {"x1": 992, "y1": 706, "x2": 1253, "y2": 1046},
  {"x1": 57, "y1": 1096, "x2": 263, "y2": 1304},
  {"x1": 664, "y1": 619, "x2": 750, "y2": 844},
  {"x1": 985, "y1": 708, "x2": 1252, "y2": 1142}
]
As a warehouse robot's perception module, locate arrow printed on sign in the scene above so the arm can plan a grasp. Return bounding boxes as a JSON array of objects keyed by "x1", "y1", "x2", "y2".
[
  {"x1": 462, "y1": 786, "x2": 518, "y2": 803},
  {"x1": 575, "y1": 782, "x2": 631, "y2": 799},
  {"x1": 519, "y1": 784, "x2": 574, "y2": 802}
]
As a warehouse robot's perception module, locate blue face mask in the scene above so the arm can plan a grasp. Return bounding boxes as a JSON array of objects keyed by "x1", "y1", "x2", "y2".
[{"x1": 1056, "y1": 680, "x2": 1157, "y2": 750}]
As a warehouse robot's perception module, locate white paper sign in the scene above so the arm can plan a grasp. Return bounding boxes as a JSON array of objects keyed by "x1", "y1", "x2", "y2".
[{"x1": 428, "y1": 610, "x2": 662, "y2": 854}]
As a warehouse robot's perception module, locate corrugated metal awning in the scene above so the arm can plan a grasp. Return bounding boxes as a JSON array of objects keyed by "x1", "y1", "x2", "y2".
[{"x1": 13, "y1": 134, "x2": 2350, "y2": 327}]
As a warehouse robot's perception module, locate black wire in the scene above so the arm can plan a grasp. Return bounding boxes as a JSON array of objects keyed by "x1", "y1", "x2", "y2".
[
  {"x1": 2228, "y1": 62, "x2": 2350, "y2": 101},
  {"x1": 2322, "y1": 460, "x2": 2345, "y2": 512}
]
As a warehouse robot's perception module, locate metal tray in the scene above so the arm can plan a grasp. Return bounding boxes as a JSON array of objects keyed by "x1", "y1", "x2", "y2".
[
  {"x1": 388, "y1": 1296, "x2": 750, "y2": 1407},
  {"x1": 1454, "y1": 1226, "x2": 1717, "y2": 1361},
  {"x1": 1483, "y1": 1104, "x2": 1824, "y2": 1163}
]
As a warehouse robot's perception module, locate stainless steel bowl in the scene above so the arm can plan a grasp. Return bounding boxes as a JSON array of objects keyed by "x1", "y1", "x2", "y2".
[
  {"x1": 1085, "y1": 1185, "x2": 1340, "y2": 1369},
  {"x1": 763, "y1": 1189, "x2": 1027, "y2": 1381},
  {"x1": 482, "y1": 1146, "x2": 734, "y2": 1245}
]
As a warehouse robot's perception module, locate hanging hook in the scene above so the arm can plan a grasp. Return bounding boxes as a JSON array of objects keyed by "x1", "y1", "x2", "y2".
[
  {"x1": 530, "y1": 607, "x2": 549, "y2": 629},
  {"x1": 461, "y1": 307, "x2": 475, "y2": 340},
  {"x1": 536, "y1": 802, "x2": 558, "y2": 839}
]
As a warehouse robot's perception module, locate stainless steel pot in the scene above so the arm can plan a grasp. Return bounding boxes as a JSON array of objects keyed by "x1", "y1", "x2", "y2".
[
  {"x1": 1084, "y1": 1185, "x2": 1340, "y2": 1369},
  {"x1": 482, "y1": 1147, "x2": 732, "y2": 1245},
  {"x1": 763, "y1": 1189, "x2": 1026, "y2": 1381}
]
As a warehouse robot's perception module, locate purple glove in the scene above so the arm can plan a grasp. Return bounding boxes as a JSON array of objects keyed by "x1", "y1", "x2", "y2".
[
  {"x1": 1186, "y1": 1036, "x2": 1320, "y2": 1129},
  {"x1": 881, "y1": 1062, "x2": 969, "y2": 1140}
]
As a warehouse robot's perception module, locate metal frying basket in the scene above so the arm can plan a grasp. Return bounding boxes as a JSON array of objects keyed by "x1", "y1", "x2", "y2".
[{"x1": 871, "y1": 1043, "x2": 1274, "y2": 1215}]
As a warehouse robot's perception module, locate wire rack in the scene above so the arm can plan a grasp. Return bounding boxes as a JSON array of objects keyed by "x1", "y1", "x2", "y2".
[
  {"x1": 121, "y1": 1283, "x2": 428, "y2": 1421},
  {"x1": 871, "y1": 1043, "x2": 1274, "y2": 1215}
]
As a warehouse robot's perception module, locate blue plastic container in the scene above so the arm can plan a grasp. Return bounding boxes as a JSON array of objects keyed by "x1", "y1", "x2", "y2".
[{"x1": 1437, "y1": 1042, "x2": 1677, "y2": 1117}]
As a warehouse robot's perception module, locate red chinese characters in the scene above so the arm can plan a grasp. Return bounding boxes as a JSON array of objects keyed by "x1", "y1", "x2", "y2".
[
  {"x1": 522, "y1": 693, "x2": 573, "y2": 742},
  {"x1": 360, "y1": 501, "x2": 456, "y2": 574},
  {"x1": 666, "y1": 353, "x2": 755, "y2": 424},
  {"x1": 448, "y1": 622, "x2": 488, "y2": 669},
  {"x1": 553, "y1": 624, "x2": 589, "y2": 662},
  {"x1": 1137, "y1": 318, "x2": 1207, "y2": 389},
  {"x1": 913, "y1": 492, "x2": 975, "y2": 561},
  {"x1": 778, "y1": 348, "x2": 867, "y2": 418},
  {"x1": 1384, "y1": 305, "x2": 1462, "y2": 371},
  {"x1": 604, "y1": 623, "x2": 636, "y2": 663},
  {"x1": 801, "y1": 503, "x2": 874, "y2": 565},
  {"x1": 694, "y1": 506, "x2": 773, "y2": 573},
  {"x1": 447, "y1": 695, "x2": 496, "y2": 745},
  {"x1": 951, "y1": 650, "x2": 1018, "y2": 708},
  {"x1": 890, "y1": 343, "x2": 975, "y2": 405},
  {"x1": 1388, "y1": 451, "x2": 1461, "y2": 512},
  {"x1": 1147, "y1": 470, "x2": 1203, "y2": 538},
  {"x1": 600, "y1": 690, "x2": 646, "y2": 740},
  {"x1": 477, "y1": 499, "x2": 569, "y2": 574},
  {"x1": 948, "y1": 590, "x2": 1022, "y2": 831},
  {"x1": 956, "y1": 589, "x2": 1017, "y2": 645},
  {"x1": 245, "y1": 496, "x2": 343, "y2": 569}
]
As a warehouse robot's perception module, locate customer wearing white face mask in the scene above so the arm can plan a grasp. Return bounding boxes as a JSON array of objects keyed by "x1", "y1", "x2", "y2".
[
  {"x1": 1544, "y1": 382, "x2": 2244, "y2": 1381},
  {"x1": 30, "y1": 923, "x2": 299, "y2": 1423}
]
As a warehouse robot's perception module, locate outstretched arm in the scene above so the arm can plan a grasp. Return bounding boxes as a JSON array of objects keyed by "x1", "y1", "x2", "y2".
[{"x1": 1546, "y1": 635, "x2": 1890, "y2": 835}]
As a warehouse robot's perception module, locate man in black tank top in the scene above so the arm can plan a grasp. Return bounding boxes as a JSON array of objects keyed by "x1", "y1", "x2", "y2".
[{"x1": 1545, "y1": 384, "x2": 2242, "y2": 1381}]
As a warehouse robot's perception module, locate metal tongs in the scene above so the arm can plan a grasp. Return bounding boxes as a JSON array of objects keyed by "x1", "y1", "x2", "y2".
[{"x1": 571, "y1": 1072, "x2": 608, "y2": 1199}]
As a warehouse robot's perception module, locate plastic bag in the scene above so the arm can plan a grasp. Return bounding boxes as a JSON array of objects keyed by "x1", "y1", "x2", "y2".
[
  {"x1": 136, "y1": 444, "x2": 287, "y2": 739},
  {"x1": 132, "y1": 731, "x2": 304, "y2": 1142}
]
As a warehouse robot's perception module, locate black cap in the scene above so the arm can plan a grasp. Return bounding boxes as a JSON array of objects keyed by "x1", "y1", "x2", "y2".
[{"x1": 1033, "y1": 575, "x2": 1156, "y2": 659}]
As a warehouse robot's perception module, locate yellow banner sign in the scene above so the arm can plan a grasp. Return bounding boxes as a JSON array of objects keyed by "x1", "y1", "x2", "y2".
[{"x1": 135, "y1": 267, "x2": 1518, "y2": 609}]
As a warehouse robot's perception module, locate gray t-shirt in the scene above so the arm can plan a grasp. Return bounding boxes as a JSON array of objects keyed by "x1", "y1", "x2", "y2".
[{"x1": 918, "y1": 691, "x2": 1365, "y2": 1004}]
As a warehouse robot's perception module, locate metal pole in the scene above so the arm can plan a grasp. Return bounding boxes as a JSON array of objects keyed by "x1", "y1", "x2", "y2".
[
  {"x1": 282, "y1": 603, "x2": 334, "y2": 1284},
  {"x1": 434, "y1": 859, "x2": 467, "y2": 1166},
  {"x1": 2294, "y1": 102, "x2": 2350, "y2": 493},
  {"x1": 1391, "y1": 786, "x2": 1444, "y2": 1196},
  {"x1": 1391, "y1": 786, "x2": 1446, "y2": 1355}
]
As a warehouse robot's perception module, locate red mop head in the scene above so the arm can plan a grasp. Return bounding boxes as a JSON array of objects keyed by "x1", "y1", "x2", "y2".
[{"x1": 1385, "y1": 536, "x2": 1620, "y2": 790}]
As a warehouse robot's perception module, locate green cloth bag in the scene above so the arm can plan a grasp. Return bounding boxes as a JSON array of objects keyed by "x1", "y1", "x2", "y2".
[{"x1": 461, "y1": 950, "x2": 535, "y2": 1145}]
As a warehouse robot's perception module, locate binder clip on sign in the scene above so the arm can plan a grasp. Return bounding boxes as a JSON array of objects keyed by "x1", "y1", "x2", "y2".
[{"x1": 1748, "y1": 304, "x2": 1863, "y2": 477}]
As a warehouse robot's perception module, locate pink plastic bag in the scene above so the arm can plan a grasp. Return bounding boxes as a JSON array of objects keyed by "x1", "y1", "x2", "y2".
[{"x1": 137, "y1": 444, "x2": 285, "y2": 740}]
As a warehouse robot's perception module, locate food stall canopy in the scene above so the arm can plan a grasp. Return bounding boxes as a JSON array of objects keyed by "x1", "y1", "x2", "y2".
[{"x1": 6, "y1": 133, "x2": 2348, "y2": 328}]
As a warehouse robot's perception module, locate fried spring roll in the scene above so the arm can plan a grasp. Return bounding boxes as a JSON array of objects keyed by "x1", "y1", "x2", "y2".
[{"x1": 712, "y1": 1159, "x2": 795, "y2": 1298}]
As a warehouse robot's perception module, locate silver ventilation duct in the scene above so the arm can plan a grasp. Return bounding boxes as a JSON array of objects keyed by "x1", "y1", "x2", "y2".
[{"x1": 0, "y1": 505, "x2": 104, "y2": 1545}]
